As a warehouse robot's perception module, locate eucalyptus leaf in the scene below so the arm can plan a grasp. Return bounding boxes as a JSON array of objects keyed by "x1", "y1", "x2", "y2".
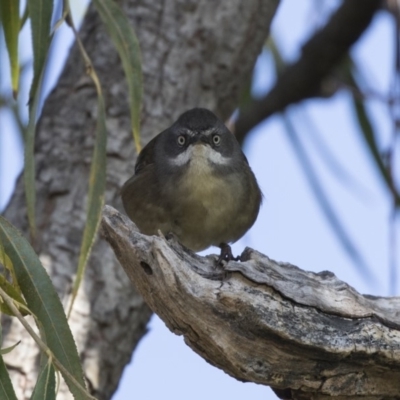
[
  {"x1": 352, "y1": 97, "x2": 400, "y2": 206},
  {"x1": 0, "y1": 341, "x2": 21, "y2": 355},
  {"x1": 341, "y1": 56, "x2": 400, "y2": 207},
  {"x1": 93, "y1": 0, "x2": 143, "y2": 152},
  {"x1": 0, "y1": 216, "x2": 88, "y2": 399},
  {"x1": 0, "y1": 242, "x2": 19, "y2": 286},
  {"x1": 0, "y1": 274, "x2": 28, "y2": 316},
  {"x1": 0, "y1": 321, "x2": 18, "y2": 400},
  {"x1": 282, "y1": 113, "x2": 376, "y2": 284},
  {"x1": 24, "y1": 0, "x2": 54, "y2": 238},
  {"x1": 0, "y1": 354, "x2": 18, "y2": 400},
  {"x1": 68, "y1": 95, "x2": 107, "y2": 317},
  {"x1": 27, "y1": 0, "x2": 53, "y2": 105},
  {"x1": 0, "y1": 0, "x2": 20, "y2": 97},
  {"x1": 30, "y1": 359, "x2": 55, "y2": 400},
  {"x1": 297, "y1": 110, "x2": 371, "y2": 198}
]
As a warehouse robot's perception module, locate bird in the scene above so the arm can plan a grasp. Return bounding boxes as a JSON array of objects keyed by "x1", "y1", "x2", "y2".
[{"x1": 121, "y1": 108, "x2": 262, "y2": 263}]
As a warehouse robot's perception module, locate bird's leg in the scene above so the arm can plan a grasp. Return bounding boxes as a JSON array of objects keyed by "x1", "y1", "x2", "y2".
[{"x1": 217, "y1": 243, "x2": 240, "y2": 265}]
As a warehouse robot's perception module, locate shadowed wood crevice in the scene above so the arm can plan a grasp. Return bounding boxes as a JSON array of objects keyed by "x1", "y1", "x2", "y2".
[{"x1": 101, "y1": 205, "x2": 400, "y2": 400}]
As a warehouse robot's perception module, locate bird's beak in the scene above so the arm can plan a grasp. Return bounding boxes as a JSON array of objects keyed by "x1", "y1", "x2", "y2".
[{"x1": 192, "y1": 134, "x2": 208, "y2": 145}]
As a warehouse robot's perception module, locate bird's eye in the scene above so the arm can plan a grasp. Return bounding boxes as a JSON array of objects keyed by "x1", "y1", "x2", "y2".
[
  {"x1": 177, "y1": 135, "x2": 186, "y2": 146},
  {"x1": 212, "y1": 135, "x2": 221, "y2": 146}
]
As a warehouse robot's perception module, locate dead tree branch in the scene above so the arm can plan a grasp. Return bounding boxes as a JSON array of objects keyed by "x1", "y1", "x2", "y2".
[{"x1": 101, "y1": 205, "x2": 400, "y2": 400}]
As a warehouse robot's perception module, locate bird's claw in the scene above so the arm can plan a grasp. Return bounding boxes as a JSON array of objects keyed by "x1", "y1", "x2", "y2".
[{"x1": 217, "y1": 243, "x2": 240, "y2": 265}]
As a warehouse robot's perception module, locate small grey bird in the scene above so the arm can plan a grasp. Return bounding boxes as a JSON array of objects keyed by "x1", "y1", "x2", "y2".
[{"x1": 121, "y1": 108, "x2": 262, "y2": 262}]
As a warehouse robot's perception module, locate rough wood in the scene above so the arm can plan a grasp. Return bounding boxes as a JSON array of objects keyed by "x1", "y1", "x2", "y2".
[
  {"x1": 2, "y1": 1, "x2": 280, "y2": 398},
  {"x1": 101, "y1": 205, "x2": 400, "y2": 400}
]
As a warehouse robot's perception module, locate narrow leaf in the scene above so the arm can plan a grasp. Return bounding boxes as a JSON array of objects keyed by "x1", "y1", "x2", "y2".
[
  {"x1": 298, "y1": 111, "x2": 371, "y2": 198},
  {"x1": 266, "y1": 36, "x2": 285, "y2": 74},
  {"x1": 30, "y1": 358, "x2": 55, "y2": 400},
  {"x1": 68, "y1": 96, "x2": 107, "y2": 317},
  {"x1": 0, "y1": 324, "x2": 18, "y2": 400},
  {"x1": 24, "y1": 67, "x2": 44, "y2": 241},
  {"x1": 1, "y1": 341, "x2": 21, "y2": 355},
  {"x1": 24, "y1": 0, "x2": 54, "y2": 239},
  {"x1": 0, "y1": 0, "x2": 20, "y2": 97},
  {"x1": 282, "y1": 114, "x2": 377, "y2": 285},
  {"x1": 266, "y1": 38, "x2": 377, "y2": 284},
  {"x1": 0, "y1": 244, "x2": 29, "y2": 316},
  {"x1": 27, "y1": 0, "x2": 53, "y2": 104},
  {"x1": 0, "y1": 216, "x2": 88, "y2": 399},
  {"x1": 352, "y1": 97, "x2": 400, "y2": 205},
  {"x1": 93, "y1": 0, "x2": 142, "y2": 152},
  {"x1": 0, "y1": 241, "x2": 19, "y2": 286},
  {"x1": 20, "y1": 2, "x2": 29, "y2": 30},
  {"x1": 342, "y1": 57, "x2": 400, "y2": 206},
  {"x1": 0, "y1": 274, "x2": 28, "y2": 316},
  {"x1": 0, "y1": 355, "x2": 17, "y2": 400}
]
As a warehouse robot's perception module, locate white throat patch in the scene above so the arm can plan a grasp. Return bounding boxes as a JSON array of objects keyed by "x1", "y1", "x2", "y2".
[{"x1": 169, "y1": 144, "x2": 230, "y2": 168}]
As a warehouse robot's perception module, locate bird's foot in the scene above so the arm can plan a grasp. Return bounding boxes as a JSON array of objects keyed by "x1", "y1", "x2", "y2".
[{"x1": 217, "y1": 243, "x2": 240, "y2": 265}]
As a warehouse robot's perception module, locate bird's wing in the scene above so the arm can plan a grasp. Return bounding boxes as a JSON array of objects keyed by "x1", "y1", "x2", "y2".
[{"x1": 134, "y1": 133, "x2": 159, "y2": 174}]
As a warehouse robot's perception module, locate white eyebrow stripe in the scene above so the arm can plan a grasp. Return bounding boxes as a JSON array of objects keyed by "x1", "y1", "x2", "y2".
[
  {"x1": 183, "y1": 128, "x2": 215, "y2": 136},
  {"x1": 202, "y1": 128, "x2": 215, "y2": 136}
]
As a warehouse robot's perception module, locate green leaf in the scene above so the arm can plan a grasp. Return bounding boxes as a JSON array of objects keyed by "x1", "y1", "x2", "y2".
[
  {"x1": 0, "y1": 322, "x2": 18, "y2": 400},
  {"x1": 1, "y1": 341, "x2": 21, "y2": 355},
  {"x1": 0, "y1": 354, "x2": 18, "y2": 400},
  {"x1": 351, "y1": 97, "x2": 400, "y2": 205},
  {"x1": 340, "y1": 56, "x2": 400, "y2": 207},
  {"x1": 30, "y1": 358, "x2": 55, "y2": 400},
  {"x1": 20, "y1": 2, "x2": 29, "y2": 30},
  {"x1": 0, "y1": 274, "x2": 28, "y2": 316},
  {"x1": 0, "y1": 241, "x2": 19, "y2": 286},
  {"x1": 0, "y1": 243, "x2": 29, "y2": 316},
  {"x1": 281, "y1": 113, "x2": 377, "y2": 285},
  {"x1": 298, "y1": 111, "x2": 371, "y2": 198},
  {"x1": 0, "y1": 0, "x2": 20, "y2": 97},
  {"x1": 93, "y1": 0, "x2": 142, "y2": 152},
  {"x1": 265, "y1": 38, "x2": 377, "y2": 283},
  {"x1": 24, "y1": 0, "x2": 54, "y2": 239},
  {"x1": 265, "y1": 36, "x2": 285, "y2": 75},
  {"x1": 24, "y1": 69, "x2": 42, "y2": 240},
  {"x1": 67, "y1": 95, "x2": 107, "y2": 317},
  {"x1": 0, "y1": 216, "x2": 88, "y2": 399},
  {"x1": 27, "y1": 0, "x2": 53, "y2": 105}
]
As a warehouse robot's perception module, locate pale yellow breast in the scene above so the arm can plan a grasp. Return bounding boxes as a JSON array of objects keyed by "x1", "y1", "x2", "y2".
[
  {"x1": 174, "y1": 146, "x2": 245, "y2": 249},
  {"x1": 181, "y1": 145, "x2": 240, "y2": 214}
]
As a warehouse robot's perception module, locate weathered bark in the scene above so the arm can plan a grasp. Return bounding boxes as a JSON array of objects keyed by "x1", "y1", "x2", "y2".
[
  {"x1": 101, "y1": 205, "x2": 400, "y2": 400},
  {"x1": 2, "y1": 1, "x2": 279, "y2": 399}
]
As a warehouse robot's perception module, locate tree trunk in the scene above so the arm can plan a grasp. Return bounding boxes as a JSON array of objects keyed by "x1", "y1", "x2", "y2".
[
  {"x1": 102, "y1": 205, "x2": 400, "y2": 400},
  {"x1": 2, "y1": 1, "x2": 279, "y2": 399}
]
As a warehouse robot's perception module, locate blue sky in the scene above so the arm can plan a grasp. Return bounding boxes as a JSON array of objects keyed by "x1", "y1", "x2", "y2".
[{"x1": 1, "y1": 1, "x2": 398, "y2": 400}]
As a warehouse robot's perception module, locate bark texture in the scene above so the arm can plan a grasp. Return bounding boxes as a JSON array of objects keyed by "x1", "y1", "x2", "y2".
[
  {"x1": 102, "y1": 206, "x2": 400, "y2": 400},
  {"x1": 2, "y1": 1, "x2": 279, "y2": 399}
]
